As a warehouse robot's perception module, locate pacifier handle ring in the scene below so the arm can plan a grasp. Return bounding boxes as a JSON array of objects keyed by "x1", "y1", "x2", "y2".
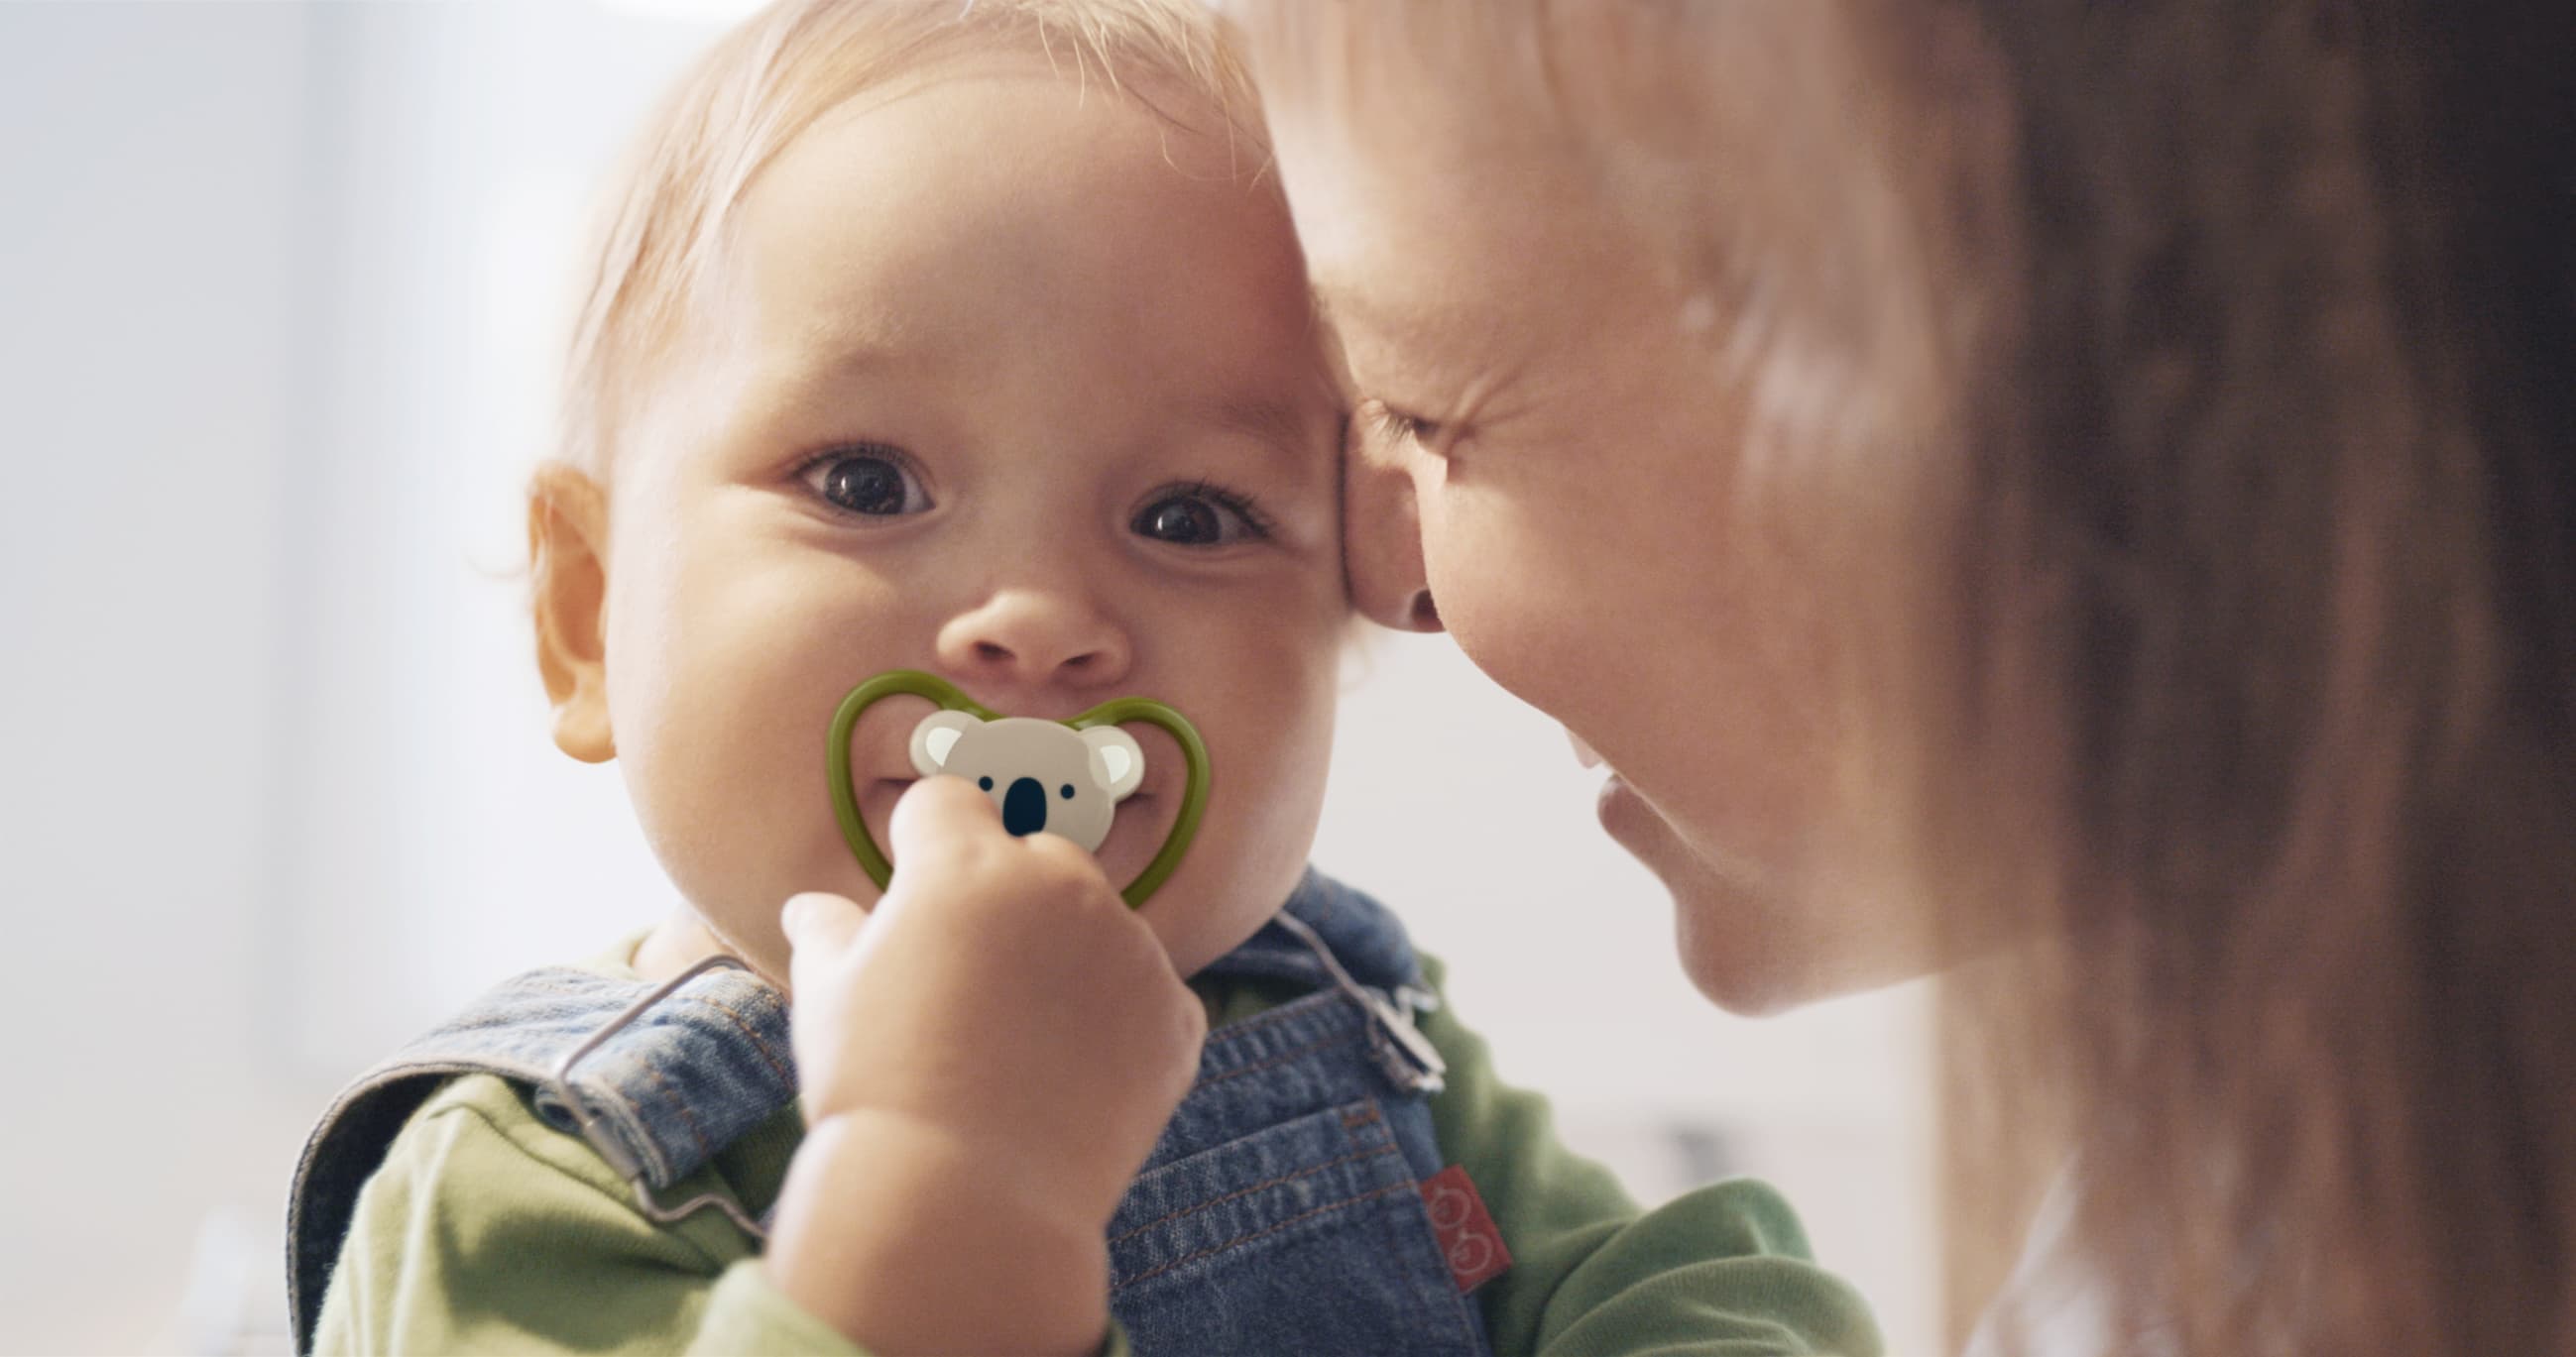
[
  {"x1": 1072, "y1": 697, "x2": 1211, "y2": 909},
  {"x1": 828, "y1": 670, "x2": 991, "y2": 891},
  {"x1": 826, "y1": 669, "x2": 1210, "y2": 909}
]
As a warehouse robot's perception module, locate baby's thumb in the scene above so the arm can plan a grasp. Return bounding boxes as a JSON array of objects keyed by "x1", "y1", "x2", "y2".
[{"x1": 779, "y1": 891, "x2": 867, "y2": 961}]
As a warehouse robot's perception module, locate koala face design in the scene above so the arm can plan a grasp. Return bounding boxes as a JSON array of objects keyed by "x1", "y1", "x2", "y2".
[{"x1": 907, "y1": 711, "x2": 1147, "y2": 852}]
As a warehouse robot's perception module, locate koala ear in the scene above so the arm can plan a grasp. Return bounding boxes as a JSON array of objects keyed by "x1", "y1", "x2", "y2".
[
  {"x1": 1082, "y1": 725, "x2": 1146, "y2": 802},
  {"x1": 909, "y1": 710, "x2": 983, "y2": 777}
]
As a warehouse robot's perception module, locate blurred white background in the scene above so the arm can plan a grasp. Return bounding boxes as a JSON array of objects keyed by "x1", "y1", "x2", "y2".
[{"x1": 0, "y1": 2, "x2": 1935, "y2": 1352}]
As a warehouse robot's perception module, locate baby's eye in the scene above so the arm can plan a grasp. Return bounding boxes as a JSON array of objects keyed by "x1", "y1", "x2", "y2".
[
  {"x1": 801, "y1": 446, "x2": 930, "y2": 517},
  {"x1": 1130, "y1": 481, "x2": 1271, "y2": 547}
]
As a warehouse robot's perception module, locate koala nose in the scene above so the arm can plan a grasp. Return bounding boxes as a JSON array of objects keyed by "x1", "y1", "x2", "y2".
[{"x1": 1000, "y1": 776, "x2": 1049, "y2": 837}]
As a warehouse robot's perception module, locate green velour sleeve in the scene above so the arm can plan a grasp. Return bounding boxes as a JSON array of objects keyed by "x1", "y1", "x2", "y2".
[
  {"x1": 309, "y1": 1073, "x2": 859, "y2": 1356},
  {"x1": 310, "y1": 1073, "x2": 1140, "y2": 1357},
  {"x1": 1416, "y1": 956, "x2": 1887, "y2": 1357}
]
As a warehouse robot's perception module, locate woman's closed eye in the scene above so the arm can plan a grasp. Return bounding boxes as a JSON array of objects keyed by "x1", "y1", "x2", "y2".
[
  {"x1": 1360, "y1": 398, "x2": 1443, "y2": 451},
  {"x1": 799, "y1": 445, "x2": 932, "y2": 517},
  {"x1": 1130, "y1": 480, "x2": 1273, "y2": 547}
]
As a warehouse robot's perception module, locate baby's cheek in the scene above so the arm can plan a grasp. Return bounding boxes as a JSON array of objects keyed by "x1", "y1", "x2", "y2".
[
  {"x1": 1220, "y1": 680, "x2": 1337, "y2": 848},
  {"x1": 619, "y1": 653, "x2": 838, "y2": 948}
]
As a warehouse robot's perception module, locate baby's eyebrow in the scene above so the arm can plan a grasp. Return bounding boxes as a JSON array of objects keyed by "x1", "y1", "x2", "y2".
[
  {"x1": 1192, "y1": 394, "x2": 1332, "y2": 477},
  {"x1": 813, "y1": 328, "x2": 914, "y2": 381}
]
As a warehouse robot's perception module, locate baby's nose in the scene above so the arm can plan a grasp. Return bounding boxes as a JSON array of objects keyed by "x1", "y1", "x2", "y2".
[{"x1": 936, "y1": 588, "x2": 1131, "y2": 692}]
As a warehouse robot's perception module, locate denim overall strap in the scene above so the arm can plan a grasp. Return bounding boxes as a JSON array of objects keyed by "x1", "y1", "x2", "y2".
[
  {"x1": 284, "y1": 961, "x2": 793, "y2": 1353},
  {"x1": 1110, "y1": 871, "x2": 1492, "y2": 1355}
]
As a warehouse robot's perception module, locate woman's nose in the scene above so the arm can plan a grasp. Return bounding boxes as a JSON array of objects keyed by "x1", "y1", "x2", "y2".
[
  {"x1": 935, "y1": 588, "x2": 1133, "y2": 694},
  {"x1": 1343, "y1": 431, "x2": 1445, "y2": 633}
]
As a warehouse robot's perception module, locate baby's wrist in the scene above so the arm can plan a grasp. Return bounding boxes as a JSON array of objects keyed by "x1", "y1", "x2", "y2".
[{"x1": 768, "y1": 1109, "x2": 1111, "y2": 1355}]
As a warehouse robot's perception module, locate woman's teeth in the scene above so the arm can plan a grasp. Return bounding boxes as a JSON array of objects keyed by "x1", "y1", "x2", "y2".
[{"x1": 1567, "y1": 729, "x2": 1605, "y2": 770}]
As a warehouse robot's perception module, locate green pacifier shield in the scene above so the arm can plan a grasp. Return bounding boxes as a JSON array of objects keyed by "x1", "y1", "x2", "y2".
[{"x1": 828, "y1": 669, "x2": 1211, "y2": 909}]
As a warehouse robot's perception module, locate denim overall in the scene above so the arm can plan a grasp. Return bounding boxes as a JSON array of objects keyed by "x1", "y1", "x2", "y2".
[{"x1": 287, "y1": 870, "x2": 1493, "y2": 1356}]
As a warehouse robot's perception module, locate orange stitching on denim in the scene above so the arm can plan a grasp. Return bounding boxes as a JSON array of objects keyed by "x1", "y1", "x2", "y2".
[
  {"x1": 1196, "y1": 1033, "x2": 1362, "y2": 1088},
  {"x1": 642, "y1": 1061, "x2": 715, "y2": 1163},
  {"x1": 1341, "y1": 1106, "x2": 1382, "y2": 1130},
  {"x1": 1108, "y1": 1142, "x2": 1402, "y2": 1246},
  {"x1": 1116, "y1": 1182, "x2": 1416, "y2": 1289},
  {"x1": 683, "y1": 992, "x2": 793, "y2": 1087}
]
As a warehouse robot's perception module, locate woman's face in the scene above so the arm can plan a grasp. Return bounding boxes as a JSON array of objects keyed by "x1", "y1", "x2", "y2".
[{"x1": 1250, "y1": 6, "x2": 1940, "y2": 1013}]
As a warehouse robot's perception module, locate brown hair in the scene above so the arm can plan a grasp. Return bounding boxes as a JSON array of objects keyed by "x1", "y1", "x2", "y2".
[
  {"x1": 1918, "y1": 3, "x2": 2576, "y2": 1352},
  {"x1": 1232, "y1": 2, "x2": 2576, "y2": 1352}
]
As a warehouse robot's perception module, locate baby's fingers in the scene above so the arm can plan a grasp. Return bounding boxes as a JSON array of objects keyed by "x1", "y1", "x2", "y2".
[
  {"x1": 780, "y1": 890, "x2": 868, "y2": 972},
  {"x1": 886, "y1": 773, "x2": 1004, "y2": 873}
]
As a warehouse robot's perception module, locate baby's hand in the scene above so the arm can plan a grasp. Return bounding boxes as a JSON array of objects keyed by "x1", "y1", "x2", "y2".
[{"x1": 764, "y1": 775, "x2": 1207, "y2": 1354}]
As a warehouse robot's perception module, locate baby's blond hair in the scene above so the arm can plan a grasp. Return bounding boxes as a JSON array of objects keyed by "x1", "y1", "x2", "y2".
[{"x1": 561, "y1": 0, "x2": 1265, "y2": 477}]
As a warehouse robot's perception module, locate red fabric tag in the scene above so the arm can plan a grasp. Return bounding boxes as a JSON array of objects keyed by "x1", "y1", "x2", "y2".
[{"x1": 1419, "y1": 1166, "x2": 1512, "y2": 1294}]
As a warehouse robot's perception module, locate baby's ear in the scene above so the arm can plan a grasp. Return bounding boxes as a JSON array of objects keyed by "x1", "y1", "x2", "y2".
[
  {"x1": 528, "y1": 464, "x2": 614, "y2": 763},
  {"x1": 910, "y1": 710, "x2": 984, "y2": 777},
  {"x1": 1083, "y1": 726, "x2": 1146, "y2": 802}
]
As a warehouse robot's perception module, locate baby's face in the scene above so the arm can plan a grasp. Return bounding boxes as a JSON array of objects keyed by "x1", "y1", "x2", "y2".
[{"x1": 596, "y1": 62, "x2": 1346, "y2": 980}]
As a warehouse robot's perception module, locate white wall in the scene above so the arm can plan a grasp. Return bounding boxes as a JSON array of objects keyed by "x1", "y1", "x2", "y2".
[
  {"x1": 1, "y1": 6, "x2": 317, "y2": 1352},
  {"x1": 0, "y1": 4, "x2": 1935, "y2": 1353}
]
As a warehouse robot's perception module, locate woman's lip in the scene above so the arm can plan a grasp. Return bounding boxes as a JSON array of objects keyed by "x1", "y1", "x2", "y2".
[{"x1": 1596, "y1": 771, "x2": 1649, "y2": 843}]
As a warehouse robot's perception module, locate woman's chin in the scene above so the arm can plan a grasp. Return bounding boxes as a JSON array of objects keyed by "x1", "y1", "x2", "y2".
[{"x1": 1597, "y1": 776, "x2": 1818, "y2": 1015}]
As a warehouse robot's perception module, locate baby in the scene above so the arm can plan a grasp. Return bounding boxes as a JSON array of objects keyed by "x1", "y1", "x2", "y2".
[{"x1": 286, "y1": 2, "x2": 1883, "y2": 1353}]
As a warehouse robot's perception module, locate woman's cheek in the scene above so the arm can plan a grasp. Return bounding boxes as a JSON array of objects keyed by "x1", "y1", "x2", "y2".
[{"x1": 1421, "y1": 496, "x2": 1554, "y2": 683}]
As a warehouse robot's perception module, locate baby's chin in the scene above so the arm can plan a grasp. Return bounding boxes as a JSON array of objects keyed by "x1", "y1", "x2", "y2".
[{"x1": 1132, "y1": 859, "x2": 1307, "y2": 980}]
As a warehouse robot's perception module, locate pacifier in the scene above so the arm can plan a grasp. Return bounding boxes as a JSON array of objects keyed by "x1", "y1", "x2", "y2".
[{"x1": 827, "y1": 669, "x2": 1210, "y2": 908}]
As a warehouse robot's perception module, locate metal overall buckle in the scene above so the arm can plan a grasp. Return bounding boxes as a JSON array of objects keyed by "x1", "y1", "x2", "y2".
[
  {"x1": 543, "y1": 954, "x2": 771, "y2": 1241},
  {"x1": 1269, "y1": 911, "x2": 1448, "y2": 1095}
]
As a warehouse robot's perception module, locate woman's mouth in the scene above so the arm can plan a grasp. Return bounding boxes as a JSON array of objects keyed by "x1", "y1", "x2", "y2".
[{"x1": 1568, "y1": 727, "x2": 1606, "y2": 770}]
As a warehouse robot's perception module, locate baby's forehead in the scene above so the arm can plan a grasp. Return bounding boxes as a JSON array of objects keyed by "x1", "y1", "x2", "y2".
[
  {"x1": 724, "y1": 72, "x2": 1288, "y2": 304},
  {"x1": 671, "y1": 69, "x2": 1337, "y2": 446},
  {"x1": 564, "y1": 4, "x2": 1290, "y2": 481}
]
